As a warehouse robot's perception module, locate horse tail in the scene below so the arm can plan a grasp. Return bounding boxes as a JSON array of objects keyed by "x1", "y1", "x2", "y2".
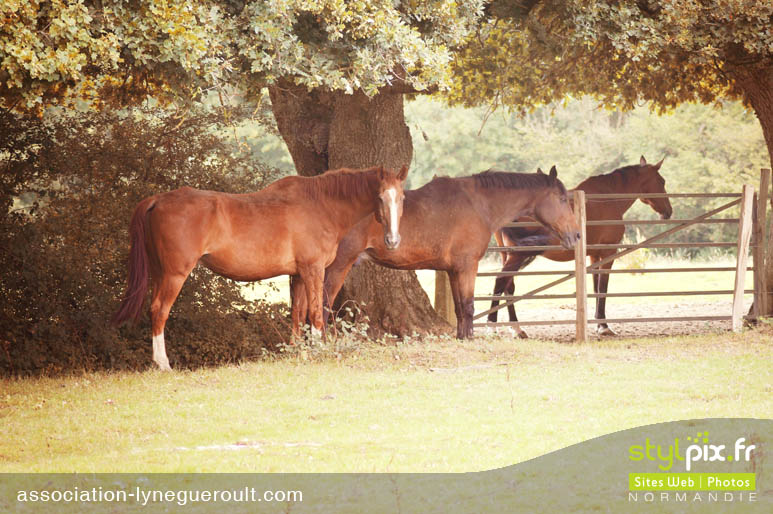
[{"x1": 112, "y1": 197, "x2": 156, "y2": 326}]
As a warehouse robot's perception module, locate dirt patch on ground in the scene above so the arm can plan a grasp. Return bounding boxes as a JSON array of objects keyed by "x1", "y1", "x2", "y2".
[{"x1": 484, "y1": 300, "x2": 750, "y2": 342}]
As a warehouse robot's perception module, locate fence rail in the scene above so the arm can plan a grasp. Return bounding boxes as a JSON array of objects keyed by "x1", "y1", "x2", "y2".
[
  {"x1": 477, "y1": 267, "x2": 751, "y2": 277},
  {"x1": 459, "y1": 168, "x2": 772, "y2": 341},
  {"x1": 503, "y1": 218, "x2": 739, "y2": 228},
  {"x1": 487, "y1": 242, "x2": 738, "y2": 252}
]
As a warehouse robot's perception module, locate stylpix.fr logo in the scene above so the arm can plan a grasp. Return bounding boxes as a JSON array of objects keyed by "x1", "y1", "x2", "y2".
[{"x1": 628, "y1": 432, "x2": 756, "y2": 471}]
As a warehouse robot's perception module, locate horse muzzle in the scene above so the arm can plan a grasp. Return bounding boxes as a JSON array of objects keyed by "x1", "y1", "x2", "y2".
[
  {"x1": 385, "y1": 233, "x2": 401, "y2": 250},
  {"x1": 561, "y1": 230, "x2": 581, "y2": 250}
]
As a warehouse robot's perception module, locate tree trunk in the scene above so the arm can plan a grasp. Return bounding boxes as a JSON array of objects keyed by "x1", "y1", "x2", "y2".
[
  {"x1": 269, "y1": 81, "x2": 449, "y2": 336},
  {"x1": 730, "y1": 61, "x2": 773, "y2": 315}
]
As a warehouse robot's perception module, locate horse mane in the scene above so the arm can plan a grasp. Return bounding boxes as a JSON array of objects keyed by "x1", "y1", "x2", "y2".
[
  {"x1": 606, "y1": 164, "x2": 641, "y2": 186},
  {"x1": 473, "y1": 170, "x2": 565, "y2": 194},
  {"x1": 577, "y1": 163, "x2": 642, "y2": 191},
  {"x1": 300, "y1": 167, "x2": 379, "y2": 200}
]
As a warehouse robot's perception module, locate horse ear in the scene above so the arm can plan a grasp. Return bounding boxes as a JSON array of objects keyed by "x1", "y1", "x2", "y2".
[
  {"x1": 549, "y1": 165, "x2": 557, "y2": 179},
  {"x1": 537, "y1": 168, "x2": 544, "y2": 174},
  {"x1": 397, "y1": 164, "x2": 409, "y2": 181},
  {"x1": 654, "y1": 156, "x2": 665, "y2": 169},
  {"x1": 640, "y1": 155, "x2": 647, "y2": 166}
]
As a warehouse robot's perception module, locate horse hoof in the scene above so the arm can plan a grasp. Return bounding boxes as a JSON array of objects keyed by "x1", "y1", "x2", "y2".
[
  {"x1": 597, "y1": 326, "x2": 616, "y2": 337},
  {"x1": 517, "y1": 331, "x2": 529, "y2": 339},
  {"x1": 155, "y1": 361, "x2": 172, "y2": 371}
]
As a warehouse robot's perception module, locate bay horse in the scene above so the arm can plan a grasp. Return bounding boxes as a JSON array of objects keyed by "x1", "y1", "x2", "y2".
[
  {"x1": 112, "y1": 165, "x2": 408, "y2": 370},
  {"x1": 294, "y1": 166, "x2": 580, "y2": 339},
  {"x1": 487, "y1": 156, "x2": 672, "y2": 337}
]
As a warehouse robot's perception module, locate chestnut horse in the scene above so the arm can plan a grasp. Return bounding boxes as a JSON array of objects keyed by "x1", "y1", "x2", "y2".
[
  {"x1": 295, "y1": 166, "x2": 580, "y2": 339},
  {"x1": 487, "y1": 156, "x2": 672, "y2": 337},
  {"x1": 112, "y1": 165, "x2": 408, "y2": 369}
]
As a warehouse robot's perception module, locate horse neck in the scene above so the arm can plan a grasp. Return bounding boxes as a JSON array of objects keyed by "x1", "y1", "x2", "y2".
[
  {"x1": 466, "y1": 182, "x2": 541, "y2": 231},
  {"x1": 581, "y1": 174, "x2": 640, "y2": 218},
  {"x1": 320, "y1": 184, "x2": 380, "y2": 234}
]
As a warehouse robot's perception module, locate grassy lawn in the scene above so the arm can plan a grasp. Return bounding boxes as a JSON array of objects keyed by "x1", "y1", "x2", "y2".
[{"x1": 1, "y1": 327, "x2": 771, "y2": 473}]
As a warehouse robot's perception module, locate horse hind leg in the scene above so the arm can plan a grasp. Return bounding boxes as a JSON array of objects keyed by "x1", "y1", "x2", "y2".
[
  {"x1": 492, "y1": 253, "x2": 534, "y2": 339},
  {"x1": 487, "y1": 274, "x2": 511, "y2": 323},
  {"x1": 149, "y1": 271, "x2": 190, "y2": 370},
  {"x1": 487, "y1": 252, "x2": 524, "y2": 323},
  {"x1": 503, "y1": 277, "x2": 528, "y2": 339}
]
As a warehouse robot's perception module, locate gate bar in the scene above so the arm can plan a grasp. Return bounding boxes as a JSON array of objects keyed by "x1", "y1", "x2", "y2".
[
  {"x1": 503, "y1": 218, "x2": 738, "y2": 228},
  {"x1": 585, "y1": 193, "x2": 741, "y2": 199},
  {"x1": 488, "y1": 242, "x2": 737, "y2": 252},
  {"x1": 732, "y1": 185, "x2": 754, "y2": 331},
  {"x1": 474, "y1": 197, "x2": 742, "y2": 320},
  {"x1": 753, "y1": 169, "x2": 770, "y2": 316},
  {"x1": 574, "y1": 190, "x2": 587, "y2": 342},
  {"x1": 477, "y1": 267, "x2": 748, "y2": 277},
  {"x1": 475, "y1": 289, "x2": 753, "y2": 301},
  {"x1": 474, "y1": 315, "x2": 733, "y2": 327}
]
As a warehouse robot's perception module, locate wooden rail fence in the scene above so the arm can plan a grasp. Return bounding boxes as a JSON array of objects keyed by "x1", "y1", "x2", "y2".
[{"x1": 434, "y1": 169, "x2": 771, "y2": 341}]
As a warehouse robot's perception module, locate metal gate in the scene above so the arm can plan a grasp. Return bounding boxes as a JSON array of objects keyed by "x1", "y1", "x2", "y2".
[{"x1": 446, "y1": 169, "x2": 771, "y2": 341}]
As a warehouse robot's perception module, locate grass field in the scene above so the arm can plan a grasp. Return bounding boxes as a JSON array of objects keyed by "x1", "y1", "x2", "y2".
[{"x1": 2, "y1": 326, "x2": 771, "y2": 473}]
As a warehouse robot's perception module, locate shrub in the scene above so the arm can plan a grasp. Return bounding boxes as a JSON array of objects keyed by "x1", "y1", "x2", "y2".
[{"x1": 0, "y1": 105, "x2": 289, "y2": 376}]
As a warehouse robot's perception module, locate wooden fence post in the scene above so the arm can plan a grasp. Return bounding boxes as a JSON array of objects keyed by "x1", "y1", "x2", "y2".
[
  {"x1": 434, "y1": 271, "x2": 457, "y2": 327},
  {"x1": 753, "y1": 169, "x2": 770, "y2": 317},
  {"x1": 574, "y1": 190, "x2": 588, "y2": 342},
  {"x1": 732, "y1": 185, "x2": 754, "y2": 331}
]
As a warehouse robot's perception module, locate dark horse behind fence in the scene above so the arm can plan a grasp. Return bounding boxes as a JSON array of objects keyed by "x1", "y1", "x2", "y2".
[
  {"x1": 294, "y1": 166, "x2": 581, "y2": 339},
  {"x1": 112, "y1": 165, "x2": 408, "y2": 370},
  {"x1": 487, "y1": 156, "x2": 672, "y2": 337}
]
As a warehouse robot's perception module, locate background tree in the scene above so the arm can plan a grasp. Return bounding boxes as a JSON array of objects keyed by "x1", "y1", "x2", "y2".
[
  {"x1": 406, "y1": 96, "x2": 767, "y2": 249},
  {"x1": 449, "y1": 0, "x2": 773, "y2": 312},
  {"x1": 5, "y1": 1, "x2": 772, "y2": 336},
  {"x1": 2, "y1": 1, "x2": 487, "y2": 337},
  {"x1": 235, "y1": 2, "x2": 489, "y2": 335}
]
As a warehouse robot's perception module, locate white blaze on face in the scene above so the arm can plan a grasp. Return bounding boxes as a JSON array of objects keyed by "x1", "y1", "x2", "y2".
[{"x1": 386, "y1": 187, "x2": 399, "y2": 242}]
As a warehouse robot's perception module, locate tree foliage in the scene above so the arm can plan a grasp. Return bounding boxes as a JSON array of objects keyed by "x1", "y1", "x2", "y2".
[
  {"x1": 1, "y1": 1, "x2": 225, "y2": 112},
  {"x1": 235, "y1": 0, "x2": 484, "y2": 95},
  {"x1": 1, "y1": 0, "x2": 487, "y2": 112},
  {"x1": 449, "y1": 1, "x2": 772, "y2": 112}
]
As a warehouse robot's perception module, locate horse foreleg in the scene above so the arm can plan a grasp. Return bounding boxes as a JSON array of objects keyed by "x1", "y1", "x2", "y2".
[
  {"x1": 289, "y1": 275, "x2": 307, "y2": 344},
  {"x1": 457, "y1": 267, "x2": 478, "y2": 339},
  {"x1": 149, "y1": 272, "x2": 189, "y2": 371},
  {"x1": 594, "y1": 258, "x2": 616, "y2": 336},
  {"x1": 323, "y1": 224, "x2": 369, "y2": 323},
  {"x1": 323, "y1": 262, "x2": 352, "y2": 325},
  {"x1": 447, "y1": 270, "x2": 464, "y2": 339},
  {"x1": 299, "y1": 265, "x2": 325, "y2": 342},
  {"x1": 321, "y1": 272, "x2": 336, "y2": 337}
]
